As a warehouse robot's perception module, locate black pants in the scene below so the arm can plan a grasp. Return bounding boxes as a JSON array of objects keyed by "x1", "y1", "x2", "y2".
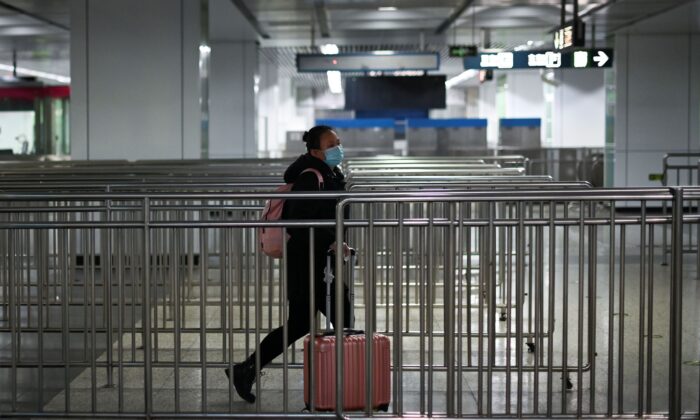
[{"x1": 250, "y1": 242, "x2": 353, "y2": 368}]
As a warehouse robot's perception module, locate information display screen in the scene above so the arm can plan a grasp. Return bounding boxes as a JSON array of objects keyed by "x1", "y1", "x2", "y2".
[{"x1": 344, "y1": 76, "x2": 446, "y2": 110}]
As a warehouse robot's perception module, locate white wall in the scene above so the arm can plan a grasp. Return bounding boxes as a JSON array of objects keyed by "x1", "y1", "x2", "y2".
[
  {"x1": 313, "y1": 89, "x2": 344, "y2": 111},
  {"x1": 258, "y1": 52, "x2": 278, "y2": 154},
  {"x1": 70, "y1": 0, "x2": 200, "y2": 160},
  {"x1": 614, "y1": 34, "x2": 700, "y2": 186},
  {"x1": 182, "y1": 1, "x2": 202, "y2": 159},
  {"x1": 476, "y1": 72, "x2": 546, "y2": 146},
  {"x1": 258, "y1": 64, "x2": 348, "y2": 156},
  {"x1": 471, "y1": 70, "x2": 606, "y2": 148},
  {"x1": 275, "y1": 77, "x2": 310, "y2": 153},
  {"x1": 693, "y1": 35, "x2": 700, "y2": 150},
  {"x1": 552, "y1": 70, "x2": 606, "y2": 147},
  {"x1": 70, "y1": 0, "x2": 87, "y2": 159},
  {"x1": 208, "y1": 41, "x2": 258, "y2": 158},
  {"x1": 478, "y1": 80, "x2": 498, "y2": 145},
  {"x1": 506, "y1": 71, "x2": 545, "y2": 119},
  {"x1": 207, "y1": 0, "x2": 259, "y2": 158}
]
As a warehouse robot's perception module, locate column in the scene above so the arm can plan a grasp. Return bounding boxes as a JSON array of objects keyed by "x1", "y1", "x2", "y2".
[
  {"x1": 70, "y1": 0, "x2": 201, "y2": 160},
  {"x1": 614, "y1": 33, "x2": 699, "y2": 187},
  {"x1": 208, "y1": 41, "x2": 258, "y2": 158}
]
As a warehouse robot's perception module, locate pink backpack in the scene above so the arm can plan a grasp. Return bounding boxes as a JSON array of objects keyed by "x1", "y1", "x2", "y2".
[{"x1": 259, "y1": 168, "x2": 324, "y2": 258}]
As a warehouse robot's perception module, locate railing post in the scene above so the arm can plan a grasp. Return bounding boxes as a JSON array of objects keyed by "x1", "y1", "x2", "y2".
[
  {"x1": 143, "y1": 197, "x2": 153, "y2": 418},
  {"x1": 662, "y1": 155, "x2": 669, "y2": 266},
  {"x1": 669, "y1": 187, "x2": 683, "y2": 419},
  {"x1": 335, "y1": 200, "x2": 347, "y2": 417}
]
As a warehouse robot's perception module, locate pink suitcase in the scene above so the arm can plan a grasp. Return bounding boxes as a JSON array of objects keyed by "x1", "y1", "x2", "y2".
[
  {"x1": 303, "y1": 251, "x2": 391, "y2": 411},
  {"x1": 303, "y1": 332, "x2": 390, "y2": 411}
]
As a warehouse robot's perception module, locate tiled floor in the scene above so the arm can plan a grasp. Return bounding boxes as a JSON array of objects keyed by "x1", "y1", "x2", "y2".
[{"x1": 1, "y1": 223, "x2": 700, "y2": 417}]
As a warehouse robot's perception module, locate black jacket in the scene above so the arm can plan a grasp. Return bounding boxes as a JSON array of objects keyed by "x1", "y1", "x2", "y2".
[{"x1": 282, "y1": 154, "x2": 347, "y2": 248}]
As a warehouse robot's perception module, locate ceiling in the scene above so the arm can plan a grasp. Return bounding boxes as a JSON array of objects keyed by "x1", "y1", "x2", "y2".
[
  {"x1": 0, "y1": 0, "x2": 69, "y2": 84},
  {"x1": 247, "y1": 0, "x2": 698, "y2": 88},
  {"x1": 614, "y1": 0, "x2": 700, "y2": 33},
  {"x1": 248, "y1": 0, "x2": 698, "y2": 44},
  {"x1": 0, "y1": 0, "x2": 695, "y2": 87}
]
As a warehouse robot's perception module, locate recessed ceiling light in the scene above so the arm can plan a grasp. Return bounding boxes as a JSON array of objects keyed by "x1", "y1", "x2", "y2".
[
  {"x1": 320, "y1": 44, "x2": 339, "y2": 55},
  {"x1": 327, "y1": 71, "x2": 343, "y2": 94},
  {"x1": 378, "y1": 6, "x2": 398, "y2": 11}
]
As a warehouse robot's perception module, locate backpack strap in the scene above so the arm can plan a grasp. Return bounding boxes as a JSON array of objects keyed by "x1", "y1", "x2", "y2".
[{"x1": 300, "y1": 168, "x2": 324, "y2": 190}]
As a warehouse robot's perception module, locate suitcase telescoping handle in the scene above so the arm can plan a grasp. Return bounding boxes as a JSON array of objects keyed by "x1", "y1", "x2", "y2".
[{"x1": 324, "y1": 248, "x2": 357, "y2": 331}]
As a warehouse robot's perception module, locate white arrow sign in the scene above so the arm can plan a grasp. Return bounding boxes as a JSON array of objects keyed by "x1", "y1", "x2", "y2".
[{"x1": 593, "y1": 50, "x2": 609, "y2": 67}]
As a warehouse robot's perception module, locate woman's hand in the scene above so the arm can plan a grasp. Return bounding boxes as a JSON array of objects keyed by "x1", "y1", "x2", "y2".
[{"x1": 329, "y1": 242, "x2": 351, "y2": 258}]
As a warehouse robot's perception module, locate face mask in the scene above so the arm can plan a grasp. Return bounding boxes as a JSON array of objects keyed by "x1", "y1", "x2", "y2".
[{"x1": 323, "y1": 145, "x2": 344, "y2": 167}]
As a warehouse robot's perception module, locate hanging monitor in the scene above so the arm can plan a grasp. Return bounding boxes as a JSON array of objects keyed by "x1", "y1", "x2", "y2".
[
  {"x1": 344, "y1": 76, "x2": 446, "y2": 111},
  {"x1": 297, "y1": 52, "x2": 440, "y2": 73}
]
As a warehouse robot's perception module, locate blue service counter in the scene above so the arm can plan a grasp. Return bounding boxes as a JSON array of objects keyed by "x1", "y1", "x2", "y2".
[
  {"x1": 316, "y1": 119, "x2": 394, "y2": 154},
  {"x1": 286, "y1": 118, "x2": 543, "y2": 156},
  {"x1": 406, "y1": 118, "x2": 487, "y2": 155},
  {"x1": 499, "y1": 118, "x2": 542, "y2": 149}
]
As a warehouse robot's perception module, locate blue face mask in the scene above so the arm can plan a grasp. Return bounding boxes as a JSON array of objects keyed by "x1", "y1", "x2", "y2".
[{"x1": 323, "y1": 145, "x2": 344, "y2": 167}]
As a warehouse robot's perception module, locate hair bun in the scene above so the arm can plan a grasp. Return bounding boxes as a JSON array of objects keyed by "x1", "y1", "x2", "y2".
[{"x1": 302, "y1": 125, "x2": 333, "y2": 151}]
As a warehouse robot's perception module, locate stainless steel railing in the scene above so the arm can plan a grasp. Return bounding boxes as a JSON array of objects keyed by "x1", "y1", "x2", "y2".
[
  {"x1": 334, "y1": 188, "x2": 698, "y2": 418},
  {"x1": 1, "y1": 156, "x2": 698, "y2": 418},
  {"x1": 0, "y1": 187, "x2": 698, "y2": 418},
  {"x1": 658, "y1": 153, "x2": 700, "y2": 266}
]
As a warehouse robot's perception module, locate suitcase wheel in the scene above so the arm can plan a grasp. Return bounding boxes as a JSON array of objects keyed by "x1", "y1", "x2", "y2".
[{"x1": 377, "y1": 403, "x2": 389, "y2": 412}]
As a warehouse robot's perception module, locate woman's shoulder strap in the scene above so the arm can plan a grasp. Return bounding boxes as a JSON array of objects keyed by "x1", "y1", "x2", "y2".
[{"x1": 300, "y1": 168, "x2": 324, "y2": 188}]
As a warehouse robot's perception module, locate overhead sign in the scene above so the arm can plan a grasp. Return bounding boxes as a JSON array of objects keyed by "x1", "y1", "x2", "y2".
[
  {"x1": 297, "y1": 52, "x2": 440, "y2": 73},
  {"x1": 464, "y1": 49, "x2": 613, "y2": 70},
  {"x1": 449, "y1": 45, "x2": 477, "y2": 58},
  {"x1": 554, "y1": 21, "x2": 585, "y2": 50}
]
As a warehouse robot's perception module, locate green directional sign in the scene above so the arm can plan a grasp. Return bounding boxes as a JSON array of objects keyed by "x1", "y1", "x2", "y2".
[{"x1": 449, "y1": 45, "x2": 477, "y2": 58}]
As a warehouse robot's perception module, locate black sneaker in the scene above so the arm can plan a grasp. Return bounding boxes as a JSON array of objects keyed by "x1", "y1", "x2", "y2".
[{"x1": 228, "y1": 361, "x2": 256, "y2": 403}]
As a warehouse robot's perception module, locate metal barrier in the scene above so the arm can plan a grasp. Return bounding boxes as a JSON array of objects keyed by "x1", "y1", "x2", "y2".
[
  {"x1": 0, "y1": 187, "x2": 698, "y2": 419},
  {"x1": 662, "y1": 153, "x2": 700, "y2": 187},
  {"x1": 346, "y1": 156, "x2": 529, "y2": 169},
  {"x1": 335, "y1": 188, "x2": 698, "y2": 418},
  {"x1": 0, "y1": 156, "x2": 528, "y2": 417},
  {"x1": 0, "y1": 157, "x2": 523, "y2": 188},
  {"x1": 373, "y1": 147, "x2": 599, "y2": 183},
  {"x1": 522, "y1": 148, "x2": 604, "y2": 184},
  {"x1": 659, "y1": 153, "x2": 700, "y2": 266}
]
